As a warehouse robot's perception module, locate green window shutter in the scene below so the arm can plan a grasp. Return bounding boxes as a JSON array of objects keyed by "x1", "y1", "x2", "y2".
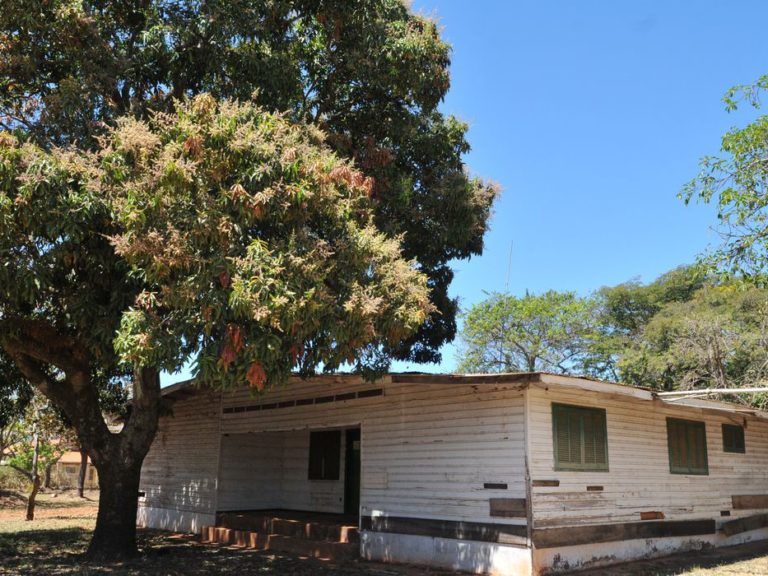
[
  {"x1": 667, "y1": 418, "x2": 708, "y2": 475},
  {"x1": 584, "y1": 410, "x2": 607, "y2": 467},
  {"x1": 552, "y1": 404, "x2": 608, "y2": 472},
  {"x1": 553, "y1": 405, "x2": 574, "y2": 466},
  {"x1": 722, "y1": 424, "x2": 745, "y2": 453}
]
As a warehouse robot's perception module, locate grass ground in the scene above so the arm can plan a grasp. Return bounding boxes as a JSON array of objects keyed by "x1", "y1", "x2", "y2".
[{"x1": 1, "y1": 490, "x2": 768, "y2": 575}]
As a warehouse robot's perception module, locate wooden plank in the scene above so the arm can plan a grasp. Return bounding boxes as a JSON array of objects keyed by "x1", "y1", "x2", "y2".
[
  {"x1": 489, "y1": 498, "x2": 527, "y2": 518},
  {"x1": 640, "y1": 511, "x2": 665, "y2": 520},
  {"x1": 532, "y1": 519, "x2": 716, "y2": 548},
  {"x1": 532, "y1": 480, "x2": 559, "y2": 487},
  {"x1": 721, "y1": 513, "x2": 768, "y2": 536},
  {"x1": 360, "y1": 515, "x2": 527, "y2": 544},
  {"x1": 390, "y1": 373, "x2": 535, "y2": 385},
  {"x1": 732, "y1": 495, "x2": 768, "y2": 510}
]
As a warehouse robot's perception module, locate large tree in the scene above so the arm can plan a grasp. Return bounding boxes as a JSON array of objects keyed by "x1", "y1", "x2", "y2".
[
  {"x1": 0, "y1": 0, "x2": 497, "y2": 363},
  {"x1": 0, "y1": 1, "x2": 496, "y2": 560},
  {"x1": 0, "y1": 96, "x2": 433, "y2": 559}
]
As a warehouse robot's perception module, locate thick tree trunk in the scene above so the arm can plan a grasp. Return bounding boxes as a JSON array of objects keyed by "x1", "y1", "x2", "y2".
[
  {"x1": 78, "y1": 447, "x2": 88, "y2": 497},
  {"x1": 2, "y1": 322, "x2": 161, "y2": 562},
  {"x1": 83, "y1": 366, "x2": 161, "y2": 561},
  {"x1": 85, "y1": 460, "x2": 143, "y2": 561}
]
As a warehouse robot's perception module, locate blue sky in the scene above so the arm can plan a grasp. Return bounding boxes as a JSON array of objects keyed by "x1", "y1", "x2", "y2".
[
  {"x1": 386, "y1": 0, "x2": 768, "y2": 373},
  {"x1": 161, "y1": 1, "x2": 768, "y2": 384}
]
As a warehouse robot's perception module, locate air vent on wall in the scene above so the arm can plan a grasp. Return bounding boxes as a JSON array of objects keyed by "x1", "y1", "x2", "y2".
[{"x1": 222, "y1": 388, "x2": 384, "y2": 414}]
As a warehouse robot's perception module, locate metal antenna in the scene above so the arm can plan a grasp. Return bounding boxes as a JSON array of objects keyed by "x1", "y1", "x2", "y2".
[{"x1": 504, "y1": 240, "x2": 513, "y2": 293}]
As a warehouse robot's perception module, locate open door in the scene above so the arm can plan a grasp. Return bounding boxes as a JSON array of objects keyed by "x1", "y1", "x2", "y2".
[{"x1": 344, "y1": 428, "x2": 361, "y2": 516}]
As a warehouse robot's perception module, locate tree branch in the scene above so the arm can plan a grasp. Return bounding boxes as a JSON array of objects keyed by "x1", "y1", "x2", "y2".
[{"x1": 9, "y1": 464, "x2": 33, "y2": 482}]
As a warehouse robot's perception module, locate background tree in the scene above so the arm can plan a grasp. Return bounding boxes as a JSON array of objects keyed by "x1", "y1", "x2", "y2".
[
  {"x1": 595, "y1": 266, "x2": 709, "y2": 373},
  {"x1": 616, "y1": 284, "x2": 768, "y2": 397},
  {"x1": 0, "y1": 0, "x2": 497, "y2": 364},
  {"x1": 455, "y1": 266, "x2": 768, "y2": 403},
  {"x1": 0, "y1": 355, "x2": 32, "y2": 462},
  {"x1": 0, "y1": 96, "x2": 432, "y2": 559},
  {"x1": 7, "y1": 393, "x2": 74, "y2": 520},
  {"x1": 456, "y1": 291, "x2": 603, "y2": 375},
  {"x1": 682, "y1": 74, "x2": 768, "y2": 281}
]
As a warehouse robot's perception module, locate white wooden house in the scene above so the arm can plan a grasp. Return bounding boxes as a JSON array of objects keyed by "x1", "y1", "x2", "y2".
[{"x1": 137, "y1": 372, "x2": 768, "y2": 575}]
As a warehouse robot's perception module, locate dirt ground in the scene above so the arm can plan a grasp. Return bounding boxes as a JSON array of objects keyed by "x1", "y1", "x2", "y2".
[{"x1": 2, "y1": 491, "x2": 768, "y2": 575}]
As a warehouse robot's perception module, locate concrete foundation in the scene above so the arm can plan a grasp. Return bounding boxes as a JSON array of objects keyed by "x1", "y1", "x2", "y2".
[
  {"x1": 360, "y1": 531, "x2": 533, "y2": 575},
  {"x1": 137, "y1": 505, "x2": 215, "y2": 534}
]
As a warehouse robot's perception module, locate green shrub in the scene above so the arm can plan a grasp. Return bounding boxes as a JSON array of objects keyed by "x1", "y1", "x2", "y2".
[{"x1": 0, "y1": 465, "x2": 28, "y2": 491}]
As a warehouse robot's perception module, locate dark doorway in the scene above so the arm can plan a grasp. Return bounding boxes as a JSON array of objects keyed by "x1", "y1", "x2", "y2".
[{"x1": 344, "y1": 428, "x2": 361, "y2": 516}]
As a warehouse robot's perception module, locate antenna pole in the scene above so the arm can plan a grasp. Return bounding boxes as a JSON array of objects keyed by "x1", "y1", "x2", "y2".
[{"x1": 505, "y1": 240, "x2": 513, "y2": 293}]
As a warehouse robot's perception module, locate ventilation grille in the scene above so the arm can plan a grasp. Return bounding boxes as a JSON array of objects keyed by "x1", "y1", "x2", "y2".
[{"x1": 223, "y1": 388, "x2": 383, "y2": 414}]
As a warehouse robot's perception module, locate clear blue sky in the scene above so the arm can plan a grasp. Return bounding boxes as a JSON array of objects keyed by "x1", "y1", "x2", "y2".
[
  {"x1": 161, "y1": 1, "x2": 768, "y2": 385},
  {"x1": 388, "y1": 0, "x2": 768, "y2": 373}
]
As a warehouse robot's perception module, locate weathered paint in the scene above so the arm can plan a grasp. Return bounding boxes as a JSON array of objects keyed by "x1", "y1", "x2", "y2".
[
  {"x1": 527, "y1": 382, "x2": 768, "y2": 574},
  {"x1": 136, "y1": 506, "x2": 214, "y2": 534},
  {"x1": 138, "y1": 389, "x2": 221, "y2": 528},
  {"x1": 532, "y1": 528, "x2": 768, "y2": 574},
  {"x1": 138, "y1": 374, "x2": 768, "y2": 575},
  {"x1": 139, "y1": 375, "x2": 528, "y2": 542},
  {"x1": 361, "y1": 531, "x2": 532, "y2": 575}
]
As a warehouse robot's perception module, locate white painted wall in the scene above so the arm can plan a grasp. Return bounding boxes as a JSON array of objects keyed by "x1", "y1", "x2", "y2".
[
  {"x1": 526, "y1": 383, "x2": 768, "y2": 573},
  {"x1": 218, "y1": 432, "x2": 284, "y2": 511},
  {"x1": 527, "y1": 384, "x2": 768, "y2": 528},
  {"x1": 139, "y1": 376, "x2": 528, "y2": 532},
  {"x1": 216, "y1": 429, "x2": 348, "y2": 513},
  {"x1": 219, "y1": 377, "x2": 528, "y2": 524},
  {"x1": 138, "y1": 389, "x2": 222, "y2": 533},
  {"x1": 361, "y1": 531, "x2": 532, "y2": 575}
]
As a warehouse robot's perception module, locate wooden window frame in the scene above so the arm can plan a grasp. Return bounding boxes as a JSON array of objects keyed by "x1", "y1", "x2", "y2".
[
  {"x1": 308, "y1": 430, "x2": 341, "y2": 481},
  {"x1": 722, "y1": 423, "x2": 746, "y2": 454},
  {"x1": 552, "y1": 403, "x2": 609, "y2": 472},
  {"x1": 667, "y1": 418, "x2": 709, "y2": 475}
]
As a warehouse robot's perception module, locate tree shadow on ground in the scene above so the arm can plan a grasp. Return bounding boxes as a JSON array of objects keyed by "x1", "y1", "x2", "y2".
[
  {"x1": 0, "y1": 528, "x2": 416, "y2": 576},
  {"x1": 0, "y1": 527, "x2": 92, "y2": 574}
]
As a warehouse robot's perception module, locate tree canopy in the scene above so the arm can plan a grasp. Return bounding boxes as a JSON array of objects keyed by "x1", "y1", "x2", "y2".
[
  {"x1": 0, "y1": 94, "x2": 433, "y2": 558},
  {"x1": 0, "y1": 1, "x2": 496, "y2": 560},
  {"x1": 456, "y1": 291, "x2": 602, "y2": 375},
  {"x1": 682, "y1": 74, "x2": 768, "y2": 282},
  {"x1": 614, "y1": 283, "x2": 768, "y2": 395},
  {"x1": 0, "y1": 0, "x2": 497, "y2": 363},
  {"x1": 456, "y1": 266, "x2": 768, "y2": 404}
]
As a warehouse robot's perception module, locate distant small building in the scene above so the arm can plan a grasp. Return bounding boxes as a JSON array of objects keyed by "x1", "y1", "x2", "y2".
[{"x1": 54, "y1": 451, "x2": 98, "y2": 490}]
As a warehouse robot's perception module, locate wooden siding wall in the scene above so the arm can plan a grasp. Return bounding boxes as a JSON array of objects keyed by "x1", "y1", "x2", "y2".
[
  {"x1": 139, "y1": 390, "x2": 222, "y2": 517},
  {"x1": 219, "y1": 378, "x2": 527, "y2": 525},
  {"x1": 282, "y1": 429, "x2": 347, "y2": 512},
  {"x1": 217, "y1": 429, "x2": 348, "y2": 513},
  {"x1": 218, "y1": 432, "x2": 284, "y2": 510},
  {"x1": 526, "y1": 385, "x2": 768, "y2": 530}
]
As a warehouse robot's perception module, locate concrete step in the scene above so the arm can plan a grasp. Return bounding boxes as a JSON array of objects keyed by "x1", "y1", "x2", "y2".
[
  {"x1": 215, "y1": 512, "x2": 359, "y2": 543},
  {"x1": 200, "y1": 525, "x2": 358, "y2": 561},
  {"x1": 266, "y1": 534, "x2": 358, "y2": 561}
]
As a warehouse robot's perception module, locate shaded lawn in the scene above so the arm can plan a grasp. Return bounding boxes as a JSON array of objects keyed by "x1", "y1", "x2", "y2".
[
  {"x1": 0, "y1": 528, "x2": 413, "y2": 576},
  {"x1": 0, "y1": 491, "x2": 443, "y2": 576},
  {"x1": 2, "y1": 491, "x2": 768, "y2": 575}
]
